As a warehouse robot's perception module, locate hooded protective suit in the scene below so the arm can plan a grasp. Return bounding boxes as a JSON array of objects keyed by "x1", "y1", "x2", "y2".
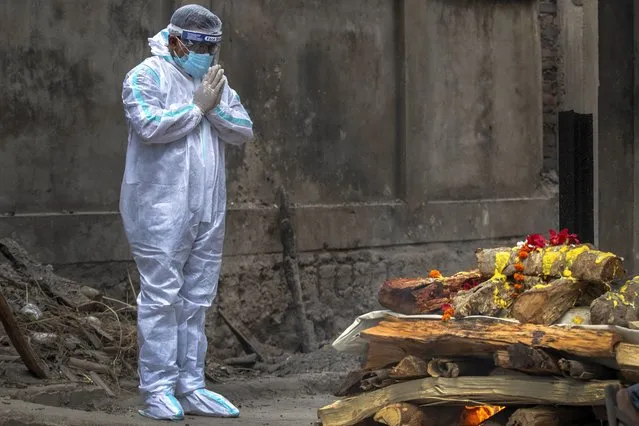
[{"x1": 119, "y1": 24, "x2": 252, "y2": 419}]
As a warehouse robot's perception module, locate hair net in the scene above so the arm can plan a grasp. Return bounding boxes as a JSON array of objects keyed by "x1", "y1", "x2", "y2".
[{"x1": 170, "y1": 4, "x2": 222, "y2": 35}]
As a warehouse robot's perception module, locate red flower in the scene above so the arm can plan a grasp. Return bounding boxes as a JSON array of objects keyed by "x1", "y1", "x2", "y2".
[
  {"x1": 567, "y1": 233, "x2": 580, "y2": 245},
  {"x1": 526, "y1": 233, "x2": 547, "y2": 249},
  {"x1": 441, "y1": 303, "x2": 452, "y2": 312},
  {"x1": 461, "y1": 278, "x2": 481, "y2": 291},
  {"x1": 549, "y1": 228, "x2": 580, "y2": 246}
]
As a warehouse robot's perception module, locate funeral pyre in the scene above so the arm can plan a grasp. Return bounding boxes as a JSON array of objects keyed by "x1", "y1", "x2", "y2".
[{"x1": 318, "y1": 229, "x2": 639, "y2": 426}]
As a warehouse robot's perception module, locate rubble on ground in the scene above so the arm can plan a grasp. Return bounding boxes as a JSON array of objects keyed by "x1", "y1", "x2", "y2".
[{"x1": 0, "y1": 238, "x2": 137, "y2": 395}]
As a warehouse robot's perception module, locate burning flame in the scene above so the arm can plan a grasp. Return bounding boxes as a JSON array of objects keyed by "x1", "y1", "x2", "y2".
[{"x1": 459, "y1": 405, "x2": 506, "y2": 426}]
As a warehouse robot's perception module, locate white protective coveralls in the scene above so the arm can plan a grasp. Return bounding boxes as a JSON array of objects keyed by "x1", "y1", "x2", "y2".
[{"x1": 119, "y1": 26, "x2": 253, "y2": 419}]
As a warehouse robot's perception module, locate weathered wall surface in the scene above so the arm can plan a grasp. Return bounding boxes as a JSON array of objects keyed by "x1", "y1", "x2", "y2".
[
  {"x1": 1, "y1": 0, "x2": 555, "y2": 355},
  {"x1": 540, "y1": 0, "x2": 560, "y2": 172}
]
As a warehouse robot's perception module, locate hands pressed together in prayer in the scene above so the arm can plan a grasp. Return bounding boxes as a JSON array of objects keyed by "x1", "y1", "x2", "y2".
[{"x1": 193, "y1": 65, "x2": 226, "y2": 113}]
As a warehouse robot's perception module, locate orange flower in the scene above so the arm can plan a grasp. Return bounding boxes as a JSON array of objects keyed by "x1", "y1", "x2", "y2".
[
  {"x1": 514, "y1": 263, "x2": 525, "y2": 272},
  {"x1": 514, "y1": 283, "x2": 523, "y2": 291},
  {"x1": 513, "y1": 272, "x2": 525, "y2": 282},
  {"x1": 429, "y1": 269, "x2": 443, "y2": 279},
  {"x1": 442, "y1": 307, "x2": 455, "y2": 322},
  {"x1": 518, "y1": 250, "x2": 529, "y2": 260}
]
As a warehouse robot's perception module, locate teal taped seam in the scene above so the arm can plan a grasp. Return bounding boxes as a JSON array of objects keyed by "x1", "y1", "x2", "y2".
[
  {"x1": 213, "y1": 106, "x2": 252, "y2": 128},
  {"x1": 131, "y1": 69, "x2": 194, "y2": 121},
  {"x1": 199, "y1": 390, "x2": 239, "y2": 416}
]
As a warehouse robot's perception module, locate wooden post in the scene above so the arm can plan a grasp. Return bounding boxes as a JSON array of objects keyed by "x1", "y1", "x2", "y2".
[
  {"x1": 278, "y1": 187, "x2": 317, "y2": 353},
  {"x1": 0, "y1": 289, "x2": 49, "y2": 379}
]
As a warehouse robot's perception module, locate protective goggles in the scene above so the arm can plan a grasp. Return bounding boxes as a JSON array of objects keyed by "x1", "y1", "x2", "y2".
[{"x1": 168, "y1": 24, "x2": 222, "y2": 53}]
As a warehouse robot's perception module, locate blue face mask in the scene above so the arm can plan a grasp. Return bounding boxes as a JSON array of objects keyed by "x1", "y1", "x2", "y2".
[{"x1": 175, "y1": 51, "x2": 214, "y2": 80}]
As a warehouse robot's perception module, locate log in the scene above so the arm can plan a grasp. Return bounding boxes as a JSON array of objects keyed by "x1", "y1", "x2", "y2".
[
  {"x1": 68, "y1": 357, "x2": 110, "y2": 375},
  {"x1": 0, "y1": 289, "x2": 49, "y2": 379},
  {"x1": 360, "y1": 319, "x2": 619, "y2": 369},
  {"x1": 218, "y1": 309, "x2": 268, "y2": 362},
  {"x1": 506, "y1": 406, "x2": 595, "y2": 426},
  {"x1": 590, "y1": 277, "x2": 639, "y2": 327},
  {"x1": 335, "y1": 370, "x2": 372, "y2": 397},
  {"x1": 476, "y1": 245, "x2": 623, "y2": 283},
  {"x1": 335, "y1": 369, "x2": 395, "y2": 397},
  {"x1": 615, "y1": 343, "x2": 639, "y2": 371},
  {"x1": 222, "y1": 353, "x2": 258, "y2": 367},
  {"x1": 493, "y1": 344, "x2": 561, "y2": 375},
  {"x1": 277, "y1": 187, "x2": 317, "y2": 353},
  {"x1": 510, "y1": 278, "x2": 590, "y2": 324},
  {"x1": 360, "y1": 369, "x2": 395, "y2": 392},
  {"x1": 0, "y1": 238, "x2": 100, "y2": 311},
  {"x1": 388, "y1": 355, "x2": 428, "y2": 379},
  {"x1": 89, "y1": 371, "x2": 116, "y2": 398},
  {"x1": 365, "y1": 340, "x2": 414, "y2": 370},
  {"x1": 378, "y1": 271, "x2": 483, "y2": 315},
  {"x1": 557, "y1": 358, "x2": 616, "y2": 380},
  {"x1": 620, "y1": 369, "x2": 639, "y2": 384},
  {"x1": 317, "y1": 376, "x2": 617, "y2": 426},
  {"x1": 453, "y1": 276, "x2": 544, "y2": 318},
  {"x1": 427, "y1": 358, "x2": 492, "y2": 378},
  {"x1": 373, "y1": 403, "x2": 425, "y2": 426}
]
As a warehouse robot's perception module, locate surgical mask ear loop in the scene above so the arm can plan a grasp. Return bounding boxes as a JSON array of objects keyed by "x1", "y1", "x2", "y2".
[{"x1": 174, "y1": 37, "x2": 192, "y2": 57}]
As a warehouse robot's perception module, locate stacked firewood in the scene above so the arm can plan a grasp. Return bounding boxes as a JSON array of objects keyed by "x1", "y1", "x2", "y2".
[{"x1": 318, "y1": 234, "x2": 639, "y2": 426}]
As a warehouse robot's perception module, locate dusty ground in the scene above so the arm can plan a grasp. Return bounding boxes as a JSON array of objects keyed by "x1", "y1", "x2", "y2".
[{"x1": 0, "y1": 345, "x2": 361, "y2": 426}]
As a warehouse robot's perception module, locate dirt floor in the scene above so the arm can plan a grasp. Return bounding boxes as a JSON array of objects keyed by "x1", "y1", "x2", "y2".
[{"x1": 0, "y1": 345, "x2": 361, "y2": 426}]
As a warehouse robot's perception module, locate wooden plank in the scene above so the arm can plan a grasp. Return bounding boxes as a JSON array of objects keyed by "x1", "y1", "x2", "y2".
[
  {"x1": 317, "y1": 376, "x2": 617, "y2": 426},
  {"x1": 615, "y1": 342, "x2": 639, "y2": 370},
  {"x1": 0, "y1": 289, "x2": 49, "y2": 379},
  {"x1": 360, "y1": 319, "x2": 620, "y2": 365}
]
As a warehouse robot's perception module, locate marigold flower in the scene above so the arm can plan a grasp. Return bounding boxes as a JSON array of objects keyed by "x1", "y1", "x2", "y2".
[
  {"x1": 429, "y1": 269, "x2": 443, "y2": 279},
  {"x1": 514, "y1": 283, "x2": 523, "y2": 291},
  {"x1": 442, "y1": 306, "x2": 455, "y2": 322},
  {"x1": 518, "y1": 250, "x2": 529, "y2": 260},
  {"x1": 514, "y1": 263, "x2": 525, "y2": 272},
  {"x1": 513, "y1": 272, "x2": 525, "y2": 282}
]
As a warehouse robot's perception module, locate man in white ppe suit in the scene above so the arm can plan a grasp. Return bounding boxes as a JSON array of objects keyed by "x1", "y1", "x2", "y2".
[{"x1": 119, "y1": 4, "x2": 253, "y2": 421}]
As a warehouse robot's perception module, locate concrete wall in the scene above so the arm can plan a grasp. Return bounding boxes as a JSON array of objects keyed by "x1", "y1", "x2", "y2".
[
  {"x1": 1, "y1": 0, "x2": 555, "y2": 355},
  {"x1": 540, "y1": 0, "x2": 560, "y2": 172},
  {"x1": 555, "y1": 0, "x2": 638, "y2": 270}
]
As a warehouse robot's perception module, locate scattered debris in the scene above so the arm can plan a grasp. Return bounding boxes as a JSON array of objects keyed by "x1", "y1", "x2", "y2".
[{"x1": 0, "y1": 238, "x2": 136, "y2": 389}]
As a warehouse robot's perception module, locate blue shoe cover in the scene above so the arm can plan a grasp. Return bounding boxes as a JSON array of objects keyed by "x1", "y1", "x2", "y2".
[
  {"x1": 138, "y1": 392, "x2": 184, "y2": 421},
  {"x1": 177, "y1": 389, "x2": 240, "y2": 418}
]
